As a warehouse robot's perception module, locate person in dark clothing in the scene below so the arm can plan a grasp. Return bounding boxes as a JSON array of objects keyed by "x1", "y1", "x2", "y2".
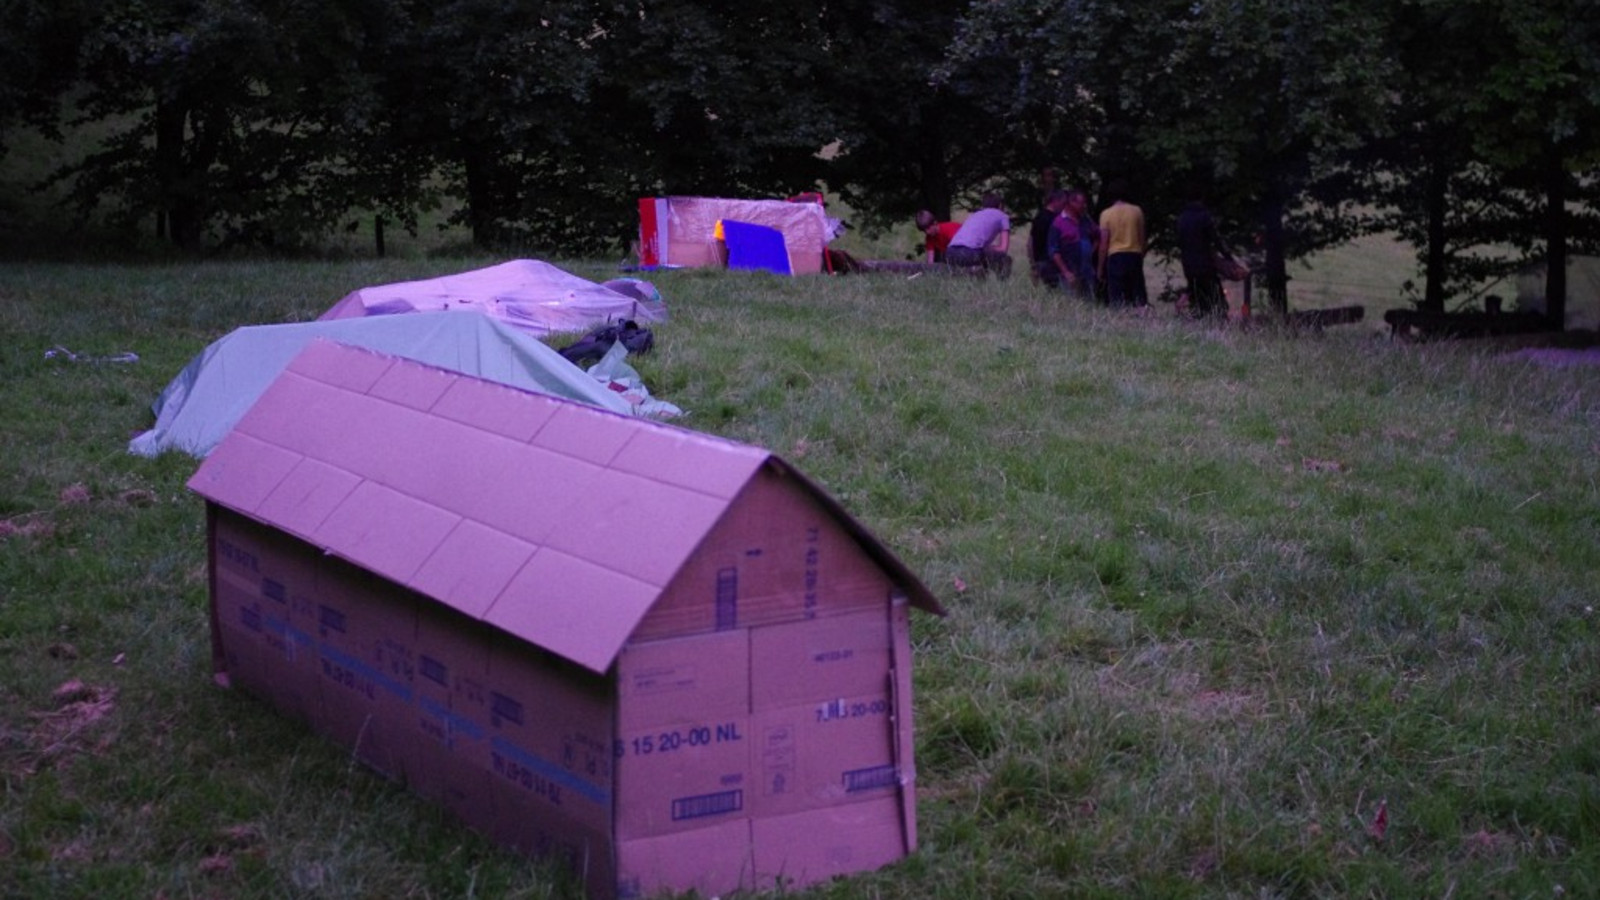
[
  {"x1": 1029, "y1": 190, "x2": 1069, "y2": 287},
  {"x1": 1174, "y1": 191, "x2": 1239, "y2": 319}
]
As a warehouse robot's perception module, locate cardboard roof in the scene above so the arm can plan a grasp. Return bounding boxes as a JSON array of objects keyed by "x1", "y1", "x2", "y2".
[{"x1": 189, "y1": 341, "x2": 943, "y2": 673}]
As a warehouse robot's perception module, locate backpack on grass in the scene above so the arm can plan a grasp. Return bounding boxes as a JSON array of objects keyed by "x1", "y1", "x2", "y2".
[{"x1": 558, "y1": 320, "x2": 655, "y2": 366}]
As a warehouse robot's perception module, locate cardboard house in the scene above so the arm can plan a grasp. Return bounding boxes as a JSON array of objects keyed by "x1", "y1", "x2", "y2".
[
  {"x1": 638, "y1": 197, "x2": 831, "y2": 274},
  {"x1": 187, "y1": 340, "x2": 945, "y2": 898}
]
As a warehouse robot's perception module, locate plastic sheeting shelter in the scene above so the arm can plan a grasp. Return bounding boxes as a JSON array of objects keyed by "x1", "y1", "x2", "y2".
[
  {"x1": 129, "y1": 314, "x2": 632, "y2": 458},
  {"x1": 319, "y1": 259, "x2": 667, "y2": 336},
  {"x1": 638, "y1": 197, "x2": 833, "y2": 274}
]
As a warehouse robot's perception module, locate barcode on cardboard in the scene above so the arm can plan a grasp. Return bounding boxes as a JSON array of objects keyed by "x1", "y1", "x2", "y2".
[
  {"x1": 715, "y1": 567, "x2": 738, "y2": 631},
  {"x1": 843, "y1": 764, "x2": 897, "y2": 793},
  {"x1": 318, "y1": 605, "x2": 346, "y2": 633},
  {"x1": 671, "y1": 789, "x2": 744, "y2": 821},
  {"x1": 419, "y1": 655, "x2": 448, "y2": 686},
  {"x1": 490, "y1": 691, "x2": 524, "y2": 726}
]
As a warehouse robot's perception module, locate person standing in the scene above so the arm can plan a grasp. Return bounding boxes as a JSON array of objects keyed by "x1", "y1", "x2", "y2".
[
  {"x1": 1049, "y1": 189, "x2": 1099, "y2": 300},
  {"x1": 946, "y1": 192, "x2": 1013, "y2": 278},
  {"x1": 1029, "y1": 190, "x2": 1069, "y2": 286},
  {"x1": 1096, "y1": 181, "x2": 1148, "y2": 308},
  {"x1": 1175, "y1": 189, "x2": 1239, "y2": 319}
]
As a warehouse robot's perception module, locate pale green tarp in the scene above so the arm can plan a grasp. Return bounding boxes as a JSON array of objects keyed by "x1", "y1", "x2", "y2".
[{"x1": 129, "y1": 313, "x2": 631, "y2": 458}]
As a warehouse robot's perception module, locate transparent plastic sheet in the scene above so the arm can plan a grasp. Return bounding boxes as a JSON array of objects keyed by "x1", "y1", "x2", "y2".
[{"x1": 586, "y1": 342, "x2": 684, "y2": 419}]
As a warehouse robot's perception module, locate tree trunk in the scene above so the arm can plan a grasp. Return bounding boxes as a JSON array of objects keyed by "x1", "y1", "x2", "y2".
[
  {"x1": 1261, "y1": 187, "x2": 1289, "y2": 316},
  {"x1": 917, "y1": 107, "x2": 952, "y2": 220},
  {"x1": 1542, "y1": 141, "x2": 1568, "y2": 329},
  {"x1": 154, "y1": 97, "x2": 189, "y2": 247},
  {"x1": 1421, "y1": 155, "x2": 1449, "y2": 313},
  {"x1": 461, "y1": 143, "x2": 498, "y2": 249}
]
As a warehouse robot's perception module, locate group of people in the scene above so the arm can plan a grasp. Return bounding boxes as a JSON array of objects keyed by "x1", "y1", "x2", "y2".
[
  {"x1": 916, "y1": 179, "x2": 1242, "y2": 319},
  {"x1": 915, "y1": 192, "x2": 1014, "y2": 279},
  {"x1": 1024, "y1": 179, "x2": 1154, "y2": 309}
]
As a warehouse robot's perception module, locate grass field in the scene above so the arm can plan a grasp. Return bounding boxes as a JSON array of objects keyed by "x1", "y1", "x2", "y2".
[{"x1": 3, "y1": 256, "x2": 1598, "y2": 898}]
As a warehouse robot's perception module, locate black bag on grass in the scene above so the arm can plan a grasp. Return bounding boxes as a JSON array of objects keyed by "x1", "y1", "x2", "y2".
[{"x1": 558, "y1": 320, "x2": 655, "y2": 366}]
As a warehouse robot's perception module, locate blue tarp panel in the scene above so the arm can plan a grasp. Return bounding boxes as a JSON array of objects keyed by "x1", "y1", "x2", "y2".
[
  {"x1": 130, "y1": 313, "x2": 632, "y2": 458},
  {"x1": 722, "y1": 220, "x2": 792, "y2": 276}
]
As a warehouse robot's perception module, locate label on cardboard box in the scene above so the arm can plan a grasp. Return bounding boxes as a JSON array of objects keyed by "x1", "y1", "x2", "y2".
[
  {"x1": 749, "y1": 691, "x2": 899, "y2": 819},
  {"x1": 615, "y1": 712, "x2": 751, "y2": 840},
  {"x1": 616, "y1": 629, "x2": 750, "y2": 730}
]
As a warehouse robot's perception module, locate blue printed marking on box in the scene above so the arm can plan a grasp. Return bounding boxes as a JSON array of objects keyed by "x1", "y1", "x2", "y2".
[{"x1": 671, "y1": 789, "x2": 744, "y2": 821}]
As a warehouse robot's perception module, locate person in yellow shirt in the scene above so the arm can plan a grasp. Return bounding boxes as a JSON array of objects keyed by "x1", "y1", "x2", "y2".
[{"x1": 1096, "y1": 181, "x2": 1148, "y2": 308}]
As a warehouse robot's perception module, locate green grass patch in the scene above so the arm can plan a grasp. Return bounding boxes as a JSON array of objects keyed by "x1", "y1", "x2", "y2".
[{"x1": 3, "y1": 258, "x2": 1598, "y2": 897}]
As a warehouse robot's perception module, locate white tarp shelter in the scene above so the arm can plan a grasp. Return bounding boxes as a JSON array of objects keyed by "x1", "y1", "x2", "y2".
[
  {"x1": 318, "y1": 259, "x2": 666, "y2": 336},
  {"x1": 129, "y1": 313, "x2": 631, "y2": 458}
]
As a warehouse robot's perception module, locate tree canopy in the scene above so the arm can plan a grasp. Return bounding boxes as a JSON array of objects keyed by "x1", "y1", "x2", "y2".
[{"x1": 4, "y1": 0, "x2": 1597, "y2": 322}]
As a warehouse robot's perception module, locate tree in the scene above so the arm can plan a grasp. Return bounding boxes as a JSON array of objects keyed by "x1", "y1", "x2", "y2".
[
  {"x1": 1460, "y1": 0, "x2": 1600, "y2": 327},
  {"x1": 945, "y1": 0, "x2": 1395, "y2": 312},
  {"x1": 44, "y1": 0, "x2": 404, "y2": 250}
]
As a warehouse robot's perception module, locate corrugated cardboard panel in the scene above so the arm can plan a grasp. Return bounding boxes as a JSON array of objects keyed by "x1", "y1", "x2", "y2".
[
  {"x1": 374, "y1": 427, "x2": 532, "y2": 523},
  {"x1": 282, "y1": 336, "x2": 393, "y2": 393},
  {"x1": 308, "y1": 559, "x2": 420, "y2": 780},
  {"x1": 539, "y1": 471, "x2": 725, "y2": 587},
  {"x1": 749, "y1": 609, "x2": 892, "y2": 711},
  {"x1": 532, "y1": 402, "x2": 638, "y2": 464},
  {"x1": 409, "y1": 520, "x2": 537, "y2": 619},
  {"x1": 211, "y1": 514, "x2": 322, "y2": 721},
  {"x1": 187, "y1": 432, "x2": 301, "y2": 515},
  {"x1": 636, "y1": 470, "x2": 893, "y2": 641},
  {"x1": 615, "y1": 630, "x2": 753, "y2": 841},
  {"x1": 748, "y1": 691, "x2": 899, "y2": 819},
  {"x1": 616, "y1": 818, "x2": 754, "y2": 899},
  {"x1": 366, "y1": 352, "x2": 454, "y2": 411},
  {"x1": 616, "y1": 630, "x2": 751, "y2": 730},
  {"x1": 230, "y1": 371, "x2": 370, "y2": 462},
  {"x1": 254, "y1": 457, "x2": 364, "y2": 540},
  {"x1": 888, "y1": 596, "x2": 919, "y2": 852},
  {"x1": 608, "y1": 426, "x2": 763, "y2": 499},
  {"x1": 615, "y1": 711, "x2": 753, "y2": 840},
  {"x1": 430, "y1": 374, "x2": 559, "y2": 442},
  {"x1": 483, "y1": 632, "x2": 614, "y2": 835},
  {"x1": 313, "y1": 481, "x2": 461, "y2": 585},
  {"x1": 409, "y1": 600, "x2": 496, "y2": 827},
  {"x1": 486, "y1": 549, "x2": 659, "y2": 674},
  {"x1": 751, "y1": 795, "x2": 908, "y2": 891},
  {"x1": 460, "y1": 445, "x2": 598, "y2": 547}
]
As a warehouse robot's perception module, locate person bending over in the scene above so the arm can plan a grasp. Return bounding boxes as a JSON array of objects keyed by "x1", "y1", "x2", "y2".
[{"x1": 945, "y1": 192, "x2": 1012, "y2": 278}]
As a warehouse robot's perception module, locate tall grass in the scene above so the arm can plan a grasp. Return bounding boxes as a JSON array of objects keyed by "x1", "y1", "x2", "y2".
[{"x1": 2, "y1": 258, "x2": 1597, "y2": 898}]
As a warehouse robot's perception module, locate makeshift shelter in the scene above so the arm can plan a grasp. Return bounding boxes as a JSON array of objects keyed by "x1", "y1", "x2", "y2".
[
  {"x1": 319, "y1": 259, "x2": 667, "y2": 336},
  {"x1": 638, "y1": 197, "x2": 834, "y2": 274},
  {"x1": 130, "y1": 313, "x2": 631, "y2": 458},
  {"x1": 189, "y1": 341, "x2": 944, "y2": 899}
]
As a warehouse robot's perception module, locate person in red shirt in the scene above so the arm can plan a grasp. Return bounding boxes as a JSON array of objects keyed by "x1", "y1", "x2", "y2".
[{"x1": 915, "y1": 210, "x2": 962, "y2": 263}]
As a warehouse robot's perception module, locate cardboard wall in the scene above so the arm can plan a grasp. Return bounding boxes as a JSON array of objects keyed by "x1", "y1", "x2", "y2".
[
  {"x1": 635, "y1": 469, "x2": 893, "y2": 642},
  {"x1": 209, "y1": 493, "x2": 917, "y2": 900},
  {"x1": 612, "y1": 606, "x2": 914, "y2": 897}
]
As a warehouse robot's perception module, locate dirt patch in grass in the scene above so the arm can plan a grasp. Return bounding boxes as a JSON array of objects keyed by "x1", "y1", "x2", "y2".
[{"x1": 21, "y1": 680, "x2": 119, "y2": 774}]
